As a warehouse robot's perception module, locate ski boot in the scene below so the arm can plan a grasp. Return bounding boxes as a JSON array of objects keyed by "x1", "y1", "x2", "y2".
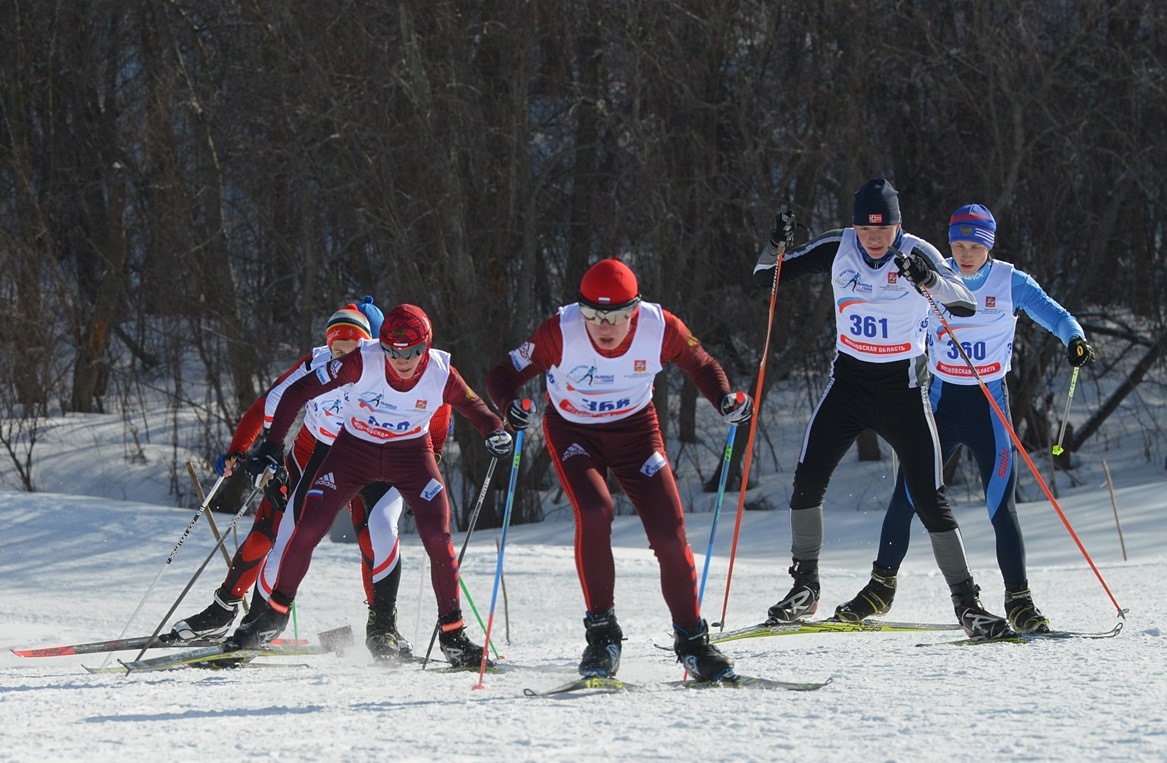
[
  {"x1": 366, "y1": 606, "x2": 412, "y2": 663},
  {"x1": 834, "y1": 565, "x2": 897, "y2": 622},
  {"x1": 765, "y1": 558, "x2": 820, "y2": 624},
  {"x1": 171, "y1": 586, "x2": 241, "y2": 641},
  {"x1": 230, "y1": 591, "x2": 291, "y2": 649},
  {"x1": 578, "y1": 609, "x2": 623, "y2": 677},
  {"x1": 366, "y1": 567, "x2": 412, "y2": 662},
  {"x1": 674, "y1": 619, "x2": 735, "y2": 682},
  {"x1": 1004, "y1": 585, "x2": 1051, "y2": 634},
  {"x1": 951, "y1": 580, "x2": 1014, "y2": 639},
  {"x1": 437, "y1": 610, "x2": 489, "y2": 668}
]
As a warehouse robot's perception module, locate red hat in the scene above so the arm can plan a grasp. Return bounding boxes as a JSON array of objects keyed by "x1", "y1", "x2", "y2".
[
  {"x1": 380, "y1": 304, "x2": 433, "y2": 354},
  {"x1": 579, "y1": 259, "x2": 640, "y2": 309},
  {"x1": 325, "y1": 304, "x2": 372, "y2": 346}
]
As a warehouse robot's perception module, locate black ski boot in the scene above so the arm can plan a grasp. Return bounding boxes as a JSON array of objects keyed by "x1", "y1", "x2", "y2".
[
  {"x1": 765, "y1": 559, "x2": 820, "y2": 624},
  {"x1": 834, "y1": 565, "x2": 897, "y2": 622},
  {"x1": 674, "y1": 619, "x2": 735, "y2": 682},
  {"x1": 437, "y1": 610, "x2": 489, "y2": 668},
  {"x1": 578, "y1": 609, "x2": 623, "y2": 677},
  {"x1": 171, "y1": 586, "x2": 241, "y2": 641},
  {"x1": 1004, "y1": 584, "x2": 1051, "y2": 634},
  {"x1": 951, "y1": 580, "x2": 1013, "y2": 639},
  {"x1": 230, "y1": 591, "x2": 291, "y2": 649},
  {"x1": 366, "y1": 567, "x2": 412, "y2": 662}
]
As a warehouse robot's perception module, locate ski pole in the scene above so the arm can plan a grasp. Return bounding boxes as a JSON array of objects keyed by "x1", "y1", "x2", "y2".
[
  {"x1": 473, "y1": 406, "x2": 528, "y2": 689},
  {"x1": 719, "y1": 213, "x2": 793, "y2": 630},
  {"x1": 186, "y1": 462, "x2": 233, "y2": 570},
  {"x1": 1052, "y1": 366, "x2": 1080, "y2": 456},
  {"x1": 107, "y1": 472, "x2": 229, "y2": 650},
  {"x1": 899, "y1": 254, "x2": 1125, "y2": 619},
  {"x1": 124, "y1": 471, "x2": 277, "y2": 665},
  {"x1": 698, "y1": 414, "x2": 739, "y2": 608},
  {"x1": 422, "y1": 457, "x2": 498, "y2": 668},
  {"x1": 457, "y1": 577, "x2": 501, "y2": 658}
]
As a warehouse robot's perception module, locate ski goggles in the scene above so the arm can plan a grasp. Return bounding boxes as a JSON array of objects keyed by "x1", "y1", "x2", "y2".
[
  {"x1": 578, "y1": 298, "x2": 640, "y2": 325},
  {"x1": 380, "y1": 340, "x2": 427, "y2": 359}
]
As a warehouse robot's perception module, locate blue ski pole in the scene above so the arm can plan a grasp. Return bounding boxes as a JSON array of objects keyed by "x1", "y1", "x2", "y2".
[
  {"x1": 698, "y1": 421, "x2": 739, "y2": 608},
  {"x1": 473, "y1": 400, "x2": 529, "y2": 689}
]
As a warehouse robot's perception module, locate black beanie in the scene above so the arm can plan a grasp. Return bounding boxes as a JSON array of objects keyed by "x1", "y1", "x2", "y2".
[{"x1": 852, "y1": 177, "x2": 901, "y2": 226}]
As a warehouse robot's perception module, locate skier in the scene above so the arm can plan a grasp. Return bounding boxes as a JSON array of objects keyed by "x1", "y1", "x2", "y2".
[
  {"x1": 232, "y1": 304, "x2": 512, "y2": 668},
  {"x1": 834, "y1": 204, "x2": 1096, "y2": 633},
  {"x1": 173, "y1": 299, "x2": 450, "y2": 660},
  {"x1": 485, "y1": 258, "x2": 752, "y2": 681},
  {"x1": 752, "y1": 178, "x2": 1013, "y2": 638}
]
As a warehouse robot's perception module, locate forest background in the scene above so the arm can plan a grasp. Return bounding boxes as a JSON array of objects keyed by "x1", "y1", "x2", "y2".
[{"x1": 2, "y1": 0, "x2": 1164, "y2": 526}]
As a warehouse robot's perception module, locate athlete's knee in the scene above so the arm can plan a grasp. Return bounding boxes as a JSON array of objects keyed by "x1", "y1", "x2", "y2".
[
  {"x1": 790, "y1": 465, "x2": 830, "y2": 510},
  {"x1": 914, "y1": 497, "x2": 959, "y2": 533}
]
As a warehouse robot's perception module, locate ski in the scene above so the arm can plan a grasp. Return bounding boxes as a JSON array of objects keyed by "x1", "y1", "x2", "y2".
[
  {"x1": 12, "y1": 633, "x2": 309, "y2": 658},
  {"x1": 83, "y1": 625, "x2": 354, "y2": 673},
  {"x1": 667, "y1": 674, "x2": 833, "y2": 692},
  {"x1": 708, "y1": 618, "x2": 961, "y2": 644},
  {"x1": 82, "y1": 643, "x2": 329, "y2": 674},
  {"x1": 524, "y1": 674, "x2": 832, "y2": 697},
  {"x1": 918, "y1": 621, "x2": 1123, "y2": 647},
  {"x1": 523, "y1": 676, "x2": 638, "y2": 696}
]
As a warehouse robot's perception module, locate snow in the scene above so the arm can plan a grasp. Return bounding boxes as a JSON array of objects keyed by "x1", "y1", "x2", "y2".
[{"x1": 2, "y1": 404, "x2": 1166, "y2": 761}]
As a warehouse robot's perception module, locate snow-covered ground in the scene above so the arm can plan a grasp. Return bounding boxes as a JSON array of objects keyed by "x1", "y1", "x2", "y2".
[{"x1": 2, "y1": 370, "x2": 1165, "y2": 762}]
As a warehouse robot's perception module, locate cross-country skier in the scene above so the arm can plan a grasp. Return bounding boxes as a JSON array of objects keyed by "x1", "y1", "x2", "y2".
[
  {"x1": 834, "y1": 204, "x2": 1096, "y2": 633},
  {"x1": 172, "y1": 299, "x2": 448, "y2": 660},
  {"x1": 752, "y1": 178, "x2": 1013, "y2": 638},
  {"x1": 232, "y1": 304, "x2": 511, "y2": 668},
  {"x1": 486, "y1": 258, "x2": 752, "y2": 681}
]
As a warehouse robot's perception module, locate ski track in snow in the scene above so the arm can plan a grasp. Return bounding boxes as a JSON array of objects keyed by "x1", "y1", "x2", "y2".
[
  {"x1": 2, "y1": 385, "x2": 1166, "y2": 761},
  {"x1": 3, "y1": 467, "x2": 1165, "y2": 762}
]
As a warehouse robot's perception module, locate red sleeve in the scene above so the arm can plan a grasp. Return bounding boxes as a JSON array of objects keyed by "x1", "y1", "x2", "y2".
[
  {"x1": 485, "y1": 315, "x2": 563, "y2": 414},
  {"x1": 444, "y1": 366, "x2": 505, "y2": 437},
  {"x1": 224, "y1": 353, "x2": 313, "y2": 454},
  {"x1": 226, "y1": 396, "x2": 267, "y2": 455},
  {"x1": 428, "y1": 403, "x2": 453, "y2": 455},
  {"x1": 661, "y1": 310, "x2": 732, "y2": 406},
  {"x1": 268, "y1": 351, "x2": 364, "y2": 444}
]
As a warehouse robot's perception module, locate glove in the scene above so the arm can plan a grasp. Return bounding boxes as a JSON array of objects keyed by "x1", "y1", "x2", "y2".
[
  {"x1": 244, "y1": 439, "x2": 286, "y2": 488},
  {"x1": 719, "y1": 392, "x2": 753, "y2": 426},
  {"x1": 895, "y1": 251, "x2": 937, "y2": 288},
  {"x1": 484, "y1": 429, "x2": 514, "y2": 459},
  {"x1": 1067, "y1": 337, "x2": 1095, "y2": 367},
  {"x1": 507, "y1": 399, "x2": 536, "y2": 431},
  {"x1": 768, "y1": 209, "x2": 797, "y2": 250},
  {"x1": 213, "y1": 451, "x2": 246, "y2": 477}
]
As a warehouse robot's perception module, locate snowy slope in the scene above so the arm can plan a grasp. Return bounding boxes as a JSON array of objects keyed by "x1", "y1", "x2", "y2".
[{"x1": 2, "y1": 448, "x2": 1165, "y2": 762}]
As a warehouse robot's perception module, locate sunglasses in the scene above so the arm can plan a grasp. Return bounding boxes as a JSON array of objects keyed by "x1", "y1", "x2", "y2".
[
  {"x1": 381, "y1": 340, "x2": 427, "y2": 359},
  {"x1": 579, "y1": 299, "x2": 640, "y2": 325}
]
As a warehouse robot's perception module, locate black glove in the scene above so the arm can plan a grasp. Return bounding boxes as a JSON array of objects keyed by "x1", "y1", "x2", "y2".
[
  {"x1": 769, "y1": 209, "x2": 797, "y2": 250},
  {"x1": 719, "y1": 392, "x2": 753, "y2": 426},
  {"x1": 244, "y1": 439, "x2": 285, "y2": 487},
  {"x1": 213, "y1": 451, "x2": 246, "y2": 477},
  {"x1": 485, "y1": 429, "x2": 514, "y2": 459},
  {"x1": 1067, "y1": 337, "x2": 1095, "y2": 367},
  {"x1": 895, "y1": 251, "x2": 937, "y2": 288},
  {"x1": 507, "y1": 399, "x2": 537, "y2": 431}
]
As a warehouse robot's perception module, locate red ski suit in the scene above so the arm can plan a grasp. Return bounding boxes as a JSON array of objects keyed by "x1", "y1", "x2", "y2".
[
  {"x1": 264, "y1": 346, "x2": 502, "y2": 617},
  {"x1": 487, "y1": 305, "x2": 732, "y2": 626}
]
